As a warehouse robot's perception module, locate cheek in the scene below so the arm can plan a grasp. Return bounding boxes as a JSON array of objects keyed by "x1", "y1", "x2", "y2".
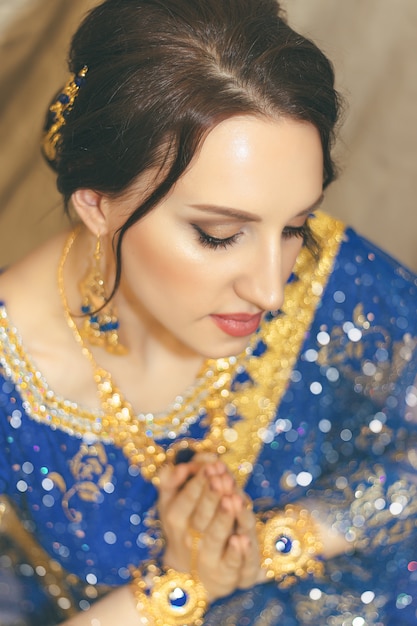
[{"x1": 123, "y1": 232, "x2": 215, "y2": 295}]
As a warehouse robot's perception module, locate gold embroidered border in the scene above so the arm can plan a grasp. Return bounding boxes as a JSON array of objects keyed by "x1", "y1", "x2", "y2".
[{"x1": 221, "y1": 211, "x2": 345, "y2": 485}]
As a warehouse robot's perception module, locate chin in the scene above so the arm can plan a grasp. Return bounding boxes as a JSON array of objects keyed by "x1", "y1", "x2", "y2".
[{"x1": 198, "y1": 337, "x2": 252, "y2": 361}]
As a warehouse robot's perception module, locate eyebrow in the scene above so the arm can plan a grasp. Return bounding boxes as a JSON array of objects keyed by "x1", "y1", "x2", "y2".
[{"x1": 189, "y1": 193, "x2": 324, "y2": 222}]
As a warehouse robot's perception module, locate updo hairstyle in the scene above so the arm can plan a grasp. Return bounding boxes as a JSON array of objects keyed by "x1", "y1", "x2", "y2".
[{"x1": 43, "y1": 0, "x2": 341, "y2": 293}]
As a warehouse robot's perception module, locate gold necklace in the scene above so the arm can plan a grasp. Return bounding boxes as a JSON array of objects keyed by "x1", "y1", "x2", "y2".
[{"x1": 57, "y1": 228, "x2": 239, "y2": 484}]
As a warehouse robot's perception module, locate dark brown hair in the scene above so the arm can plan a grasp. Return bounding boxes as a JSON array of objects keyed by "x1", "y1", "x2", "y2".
[{"x1": 43, "y1": 0, "x2": 341, "y2": 294}]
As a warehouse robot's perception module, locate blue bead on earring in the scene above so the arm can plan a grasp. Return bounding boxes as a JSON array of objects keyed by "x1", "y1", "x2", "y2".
[{"x1": 78, "y1": 234, "x2": 127, "y2": 355}]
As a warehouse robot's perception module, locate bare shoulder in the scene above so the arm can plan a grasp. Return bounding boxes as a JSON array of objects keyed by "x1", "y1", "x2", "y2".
[
  {"x1": 0, "y1": 232, "x2": 70, "y2": 348},
  {"x1": 0, "y1": 230, "x2": 100, "y2": 408}
]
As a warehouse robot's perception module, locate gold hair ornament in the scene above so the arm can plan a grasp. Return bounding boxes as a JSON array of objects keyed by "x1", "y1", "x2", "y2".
[
  {"x1": 42, "y1": 66, "x2": 88, "y2": 161},
  {"x1": 256, "y1": 504, "x2": 324, "y2": 588}
]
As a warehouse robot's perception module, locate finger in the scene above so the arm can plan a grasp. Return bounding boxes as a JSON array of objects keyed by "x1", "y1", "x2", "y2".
[
  {"x1": 235, "y1": 502, "x2": 256, "y2": 537},
  {"x1": 179, "y1": 460, "x2": 235, "y2": 527},
  {"x1": 158, "y1": 460, "x2": 200, "y2": 498},
  {"x1": 235, "y1": 507, "x2": 262, "y2": 589},
  {"x1": 159, "y1": 467, "x2": 207, "y2": 530},
  {"x1": 239, "y1": 537, "x2": 261, "y2": 589},
  {"x1": 207, "y1": 469, "x2": 236, "y2": 496},
  {"x1": 193, "y1": 452, "x2": 220, "y2": 465},
  {"x1": 201, "y1": 499, "x2": 237, "y2": 562},
  {"x1": 204, "y1": 459, "x2": 228, "y2": 478},
  {"x1": 190, "y1": 480, "x2": 223, "y2": 532},
  {"x1": 222, "y1": 534, "x2": 245, "y2": 570},
  {"x1": 221, "y1": 492, "x2": 245, "y2": 517},
  {"x1": 197, "y1": 528, "x2": 243, "y2": 600}
]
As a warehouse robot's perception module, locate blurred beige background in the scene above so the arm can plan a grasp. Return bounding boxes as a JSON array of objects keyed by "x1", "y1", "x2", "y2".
[{"x1": 0, "y1": 0, "x2": 416, "y2": 270}]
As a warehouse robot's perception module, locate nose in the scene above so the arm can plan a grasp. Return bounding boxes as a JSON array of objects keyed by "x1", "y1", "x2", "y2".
[{"x1": 234, "y1": 239, "x2": 286, "y2": 312}]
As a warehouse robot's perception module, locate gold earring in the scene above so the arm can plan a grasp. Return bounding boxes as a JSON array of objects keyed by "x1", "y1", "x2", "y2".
[{"x1": 78, "y1": 234, "x2": 127, "y2": 355}]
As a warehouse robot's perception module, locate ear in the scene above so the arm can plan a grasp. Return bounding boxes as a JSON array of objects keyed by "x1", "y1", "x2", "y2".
[{"x1": 71, "y1": 189, "x2": 109, "y2": 236}]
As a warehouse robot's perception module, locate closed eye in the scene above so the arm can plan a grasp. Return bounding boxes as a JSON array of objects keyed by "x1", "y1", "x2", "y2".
[
  {"x1": 282, "y1": 224, "x2": 309, "y2": 240},
  {"x1": 192, "y1": 224, "x2": 242, "y2": 250}
]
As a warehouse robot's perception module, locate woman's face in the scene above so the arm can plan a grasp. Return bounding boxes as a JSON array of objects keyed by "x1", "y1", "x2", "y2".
[{"x1": 109, "y1": 115, "x2": 324, "y2": 359}]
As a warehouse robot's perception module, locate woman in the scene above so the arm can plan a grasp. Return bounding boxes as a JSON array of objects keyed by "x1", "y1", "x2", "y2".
[{"x1": 0, "y1": 0, "x2": 416, "y2": 624}]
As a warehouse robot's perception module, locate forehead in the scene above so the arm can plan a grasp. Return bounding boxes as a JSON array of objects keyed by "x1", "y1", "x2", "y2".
[
  {"x1": 114, "y1": 114, "x2": 323, "y2": 219},
  {"x1": 194, "y1": 114, "x2": 322, "y2": 165},
  {"x1": 175, "y1": 115, "x2": 324, "y2": 210}
]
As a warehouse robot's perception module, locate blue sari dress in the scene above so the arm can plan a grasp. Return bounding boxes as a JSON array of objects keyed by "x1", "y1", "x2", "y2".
[{"x1": 0, "y1": 212, "x2": 416, "y2": 625}]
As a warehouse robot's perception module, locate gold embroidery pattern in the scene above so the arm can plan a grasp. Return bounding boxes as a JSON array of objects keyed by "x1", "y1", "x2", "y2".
[
  {"x1": 253, "y1": 601, "x2": 285, "y2": 626},
  {"x1": 317, "y1": 464, "x2": 417, "y2": 551},
  {"x1": 317, "y1": 303, "x2": 417, "y2": 403},
  {"x1": 293, "y1": 588, "x2": 388, "y2": 625},
  {"x1": 204, "y1": 590, "x2": 260, "y2": 625},
  {"x1": 349, "y1": 473, "x2": 417, "y2": 551},
  {"x1": 48, "y1": 443, "x2": 114, "y2": 522},
  {"x1": 0, "y1": 212, "x2": 345, "y2": 483}
]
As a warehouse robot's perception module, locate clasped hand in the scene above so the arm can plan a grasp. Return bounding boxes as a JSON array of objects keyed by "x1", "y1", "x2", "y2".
[{"x1": 158, "y1": 454, "x2": 262, "y2": 602}]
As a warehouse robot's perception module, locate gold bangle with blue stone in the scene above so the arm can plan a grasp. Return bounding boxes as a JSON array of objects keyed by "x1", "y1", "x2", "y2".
[
  {"x1": 130, "y1": 562, "x2": 208, "y2": 626},
  {"x1": 130, "y1": 528, "x2": 207, "y2": 626},
  {"x1": 256, "y1": 504, "x2": 324, "y2": 588}
]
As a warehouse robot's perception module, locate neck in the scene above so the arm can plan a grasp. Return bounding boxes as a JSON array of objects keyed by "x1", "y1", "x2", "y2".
[{"x1": 61, "y1": 225, "x2": 206, "y2": 413}]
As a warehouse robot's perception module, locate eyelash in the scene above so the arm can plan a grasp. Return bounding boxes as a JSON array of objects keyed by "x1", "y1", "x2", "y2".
[
  {"x1": 193, "y1": 225, "x2": 242, "y2": 250},
  {"x1": 282, "y1": 223, "x2": 310, "y2": 241},
  {"x1": 193, "y1": 219, "x2": 316, "y2": 251}
]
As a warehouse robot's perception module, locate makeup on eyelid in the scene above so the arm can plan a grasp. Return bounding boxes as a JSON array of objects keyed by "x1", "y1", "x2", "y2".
[
  {"x1": 111, "y1": 115, "x2": 324, "y2": 359},
  {"x1": 192, "y1": 218, "x2": 314, "y2": 250}
]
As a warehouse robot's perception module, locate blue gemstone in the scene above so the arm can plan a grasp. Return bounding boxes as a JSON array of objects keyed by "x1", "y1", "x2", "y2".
[
  {"x1": 275, "y1": 535, "x2": 293, "y2": 554},
  {"x1": 81, "y1": 305, "x2": 91, "y2": 314},
  {"x1": 168, "y1": 586, "x2": 188, "y2": 609},
  {"x1": 90, "y1": 315, "x2": 99, "y2": 324},
  {"x1": 100, "y1": 321, "x2": 119, "y2": 332},
  {"x1": 58, "y1": 93, "x2": 70, "y2": 104}
]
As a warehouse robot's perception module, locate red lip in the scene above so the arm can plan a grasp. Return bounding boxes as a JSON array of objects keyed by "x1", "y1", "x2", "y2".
[{"x1": 211, "y1": 312, "x2": 263, "y2": 337}]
